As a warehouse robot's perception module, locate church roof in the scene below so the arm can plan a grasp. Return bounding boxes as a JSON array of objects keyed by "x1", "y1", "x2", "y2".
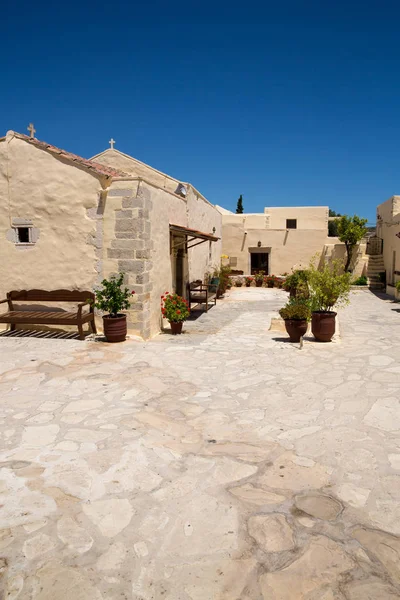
[{"x1": 3, "y1": 132, "x2": 131, "y2": 179}]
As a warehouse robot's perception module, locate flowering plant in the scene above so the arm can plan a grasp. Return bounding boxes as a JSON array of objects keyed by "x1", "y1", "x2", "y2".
[
  {"x1": 161, "y1": 293, "x2": 190, "y2": 323},
  {"x1": 92, "y1": 273, "x2": 135, "y2": 317},
  {"x1": 245, "y1": 276, "x2": 253, "y2": 285},
  {"x1": 254, "y1": 270, "x2": 265, "y2": 283},
  {"x1": 265, "y1": 274, "x2": 277, "y2": 283}
]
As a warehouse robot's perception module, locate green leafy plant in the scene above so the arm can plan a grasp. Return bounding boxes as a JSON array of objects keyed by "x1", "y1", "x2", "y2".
[
  {"x1": 214, "y1": 264, "x2": 232, "y2": 294},
  {"x1": 236, "y1": 194, "x2": 244, "y2": 214},
  {"x1": 283, "y1": 269, "x2": 309, "y2": 297},
  {"x1": 337, "y1": 214, "x2": 368, "y2": 272},
  {"x1": 352, "y1": 275, "x2": 368, "y2": 286},
  {"x1": 161, "y1": 293, "x2": 190, "y2": 323},
  {"x1": 279, "y1": 297, "x2": 311, "y2": 321},
  {"x1": 234, "y1": 278, "x2": 243, "y2": 287},
  {"x1": 254, "y1": 270, "x2": 265, "y2": 283},
  {"x1": 308, "y1": 257, "x2": 351, "y2": 312},
  {"x1": 93, "y1": 273, "x2": 134, "y2": 317},
  {"x1": 395, "y1": 281, "x2": 400, "y2": 292}
]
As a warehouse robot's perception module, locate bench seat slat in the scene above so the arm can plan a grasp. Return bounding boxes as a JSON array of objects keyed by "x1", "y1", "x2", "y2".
[{"x1": 0, "y1": 311, "x2": 93, "y2": 325}]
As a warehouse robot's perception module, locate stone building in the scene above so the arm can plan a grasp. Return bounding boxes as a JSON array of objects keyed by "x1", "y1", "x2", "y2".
[
  {"x1": 0, "y1": 131, "x2": 221, "y2": 338},
  {"x1": 376, "y1": 196, "x2": 400, "y2": 297},
  {"x1": 217, "y1": 205, "x2": 333, "y2": 274}
]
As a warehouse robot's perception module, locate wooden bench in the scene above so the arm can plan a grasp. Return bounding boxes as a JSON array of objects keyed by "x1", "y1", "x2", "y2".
[
  {"x1": 0, "y1": 290, "x2": 97, "y2": 340},
  {"x1": 187, "y1": 280, "x2": 218, "y2": 312}
]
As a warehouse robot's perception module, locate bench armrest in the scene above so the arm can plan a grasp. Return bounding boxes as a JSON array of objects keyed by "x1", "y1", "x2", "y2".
[
  {"x1": 0, "y1": 298, "x2": 7, "y2": 304},
  {"x1": 77, "y1": 300, "x2": 92, "y2": 319}
]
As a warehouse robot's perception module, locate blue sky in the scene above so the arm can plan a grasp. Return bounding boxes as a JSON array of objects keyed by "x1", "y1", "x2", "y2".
[{"x1": 2, "y1": 2, "x2": 400, "y2": 222}]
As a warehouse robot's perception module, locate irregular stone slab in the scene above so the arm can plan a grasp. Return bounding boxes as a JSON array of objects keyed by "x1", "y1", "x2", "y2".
[
  {"x1": 294, "y1": 493, "x2": 342, "y2": 521},
  {"x1": 364, "y1": 397, "x2": 400, "y2": 432},
  {"x1": 21, "y1": 425, "x2": 59, "y2": 447},
  {"x1": 83, "y1": 499, "x2": 134, "y2": 537},
  {"x1": 35, "y1": 561, "x2": 103, "y2": 600},
  {"x1": 62, "y1": 399, "x2": 103, "y2": 413},
  {"x1": 336, "y1": 483, "x2": 370, "y2": 508},
  {"x1": 230, "y1": 484, "x2": 286, "y2": 506},
  {"x1": 6, "y1": 574, "x2": 24, "y2": 600},
  {"x1": 258, "y1": 452, "x2": 331, "y2": 491},
  {"x1": 352, "y1": 527, "x2": 400, "y2": 585},
  {"x1": 212, "y1": 457, "x2": 258, "y2": 484},
  {"x1": 64, "y1": 429, "x2": 111, "y2": 443},
  {"x1": 248, "y1": 514, "x2": 294, "y2": 552},
  {"x1": 96, "y1": 542, "x2": 127, "y2": 570},
  {"x1": 260, "y1": 536, "x2": 354, "y2": 600},
  {"x1": 57, "y1": 516, "x2": 93, "y2": 553},
  {"x1": 344, "y1": 578, "x2": 400, "y2": 599},
  {"x1": 135, "y1": 411, "x2": 191, "y2": 437},
  {"x1": 203, "y1": 441, "x2": 277, "y2": 463},
  {"x1": 23, "y1": 533, "x2": 56, "y2": 559}
]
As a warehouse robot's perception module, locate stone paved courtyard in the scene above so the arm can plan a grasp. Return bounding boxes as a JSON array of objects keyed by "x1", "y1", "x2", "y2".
[{"x1": 1, "y1": 288, "x2": 400, "y2": 599}]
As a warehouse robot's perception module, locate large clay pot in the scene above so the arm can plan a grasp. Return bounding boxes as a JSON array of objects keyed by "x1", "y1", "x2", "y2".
[
  {"x1": 103, "y1": 314, "x2": 127, "y2": 342},
  {"x1": 255, "y1": 280, "x2": 263, "y2": 287},
  {"x1": 267, "y1": 281, "x2": 274, "y2": 288},
  {"x1": 284, "y1": 319, "x2": 308, "y2": 342},
  {"x1": 170, "y1": 321, "x2": 183, "y2": 334},
  {"x1": 311, "y1": 311, "x2": 336, "y2": 342}
]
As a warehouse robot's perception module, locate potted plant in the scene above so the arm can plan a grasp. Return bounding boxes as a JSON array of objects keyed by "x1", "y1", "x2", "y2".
[
  {"x1": 283, "y1": 269, "x2": 310, "y2": 298},
  {"x1": 265, "y1": 275, "x2": 276, "y2": 288},
  {"x1": 279, "y1": 298, "x2": 311, "y2": 342},
  {"x1": 161, "y1": 293, "x2": 190, "y2": 334},
  {"x1": 93, "y1": 273, "x2": 135, "y2": 343},
  {"x1": 395, "y1": 281, "x2": 400, "y2": 301},
  {"x1": 235, "y1": 278, "x2": 243, "y2": 287},
  {"x1": 245, "y1": 276, "x2": 253, "y2": 287},
  {"x1": 308, "y1": 258, "x2": 351, "y2": 342},
  {"x1": 254, "y1": 271, "x2": 265, "y2": 287},
  {"x1": 215, "y1": 264, "x2": 232, "y2": 297}
]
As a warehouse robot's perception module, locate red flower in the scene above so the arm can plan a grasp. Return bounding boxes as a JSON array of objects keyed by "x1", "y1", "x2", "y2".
[
  {"x1": 177, "y1": 309, "x2": 181, "y2": 314},
  {"x1": 131, "y1": 291, "x2": 135, "y2": 295},
  {"x1": 165, "y1": 292, "x2": 169, "y2": 295}
]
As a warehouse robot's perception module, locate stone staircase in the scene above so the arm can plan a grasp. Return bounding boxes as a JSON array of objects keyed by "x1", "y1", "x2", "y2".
[{"x1": 367, "y1": 254, "x2": 385, "y2": 288}]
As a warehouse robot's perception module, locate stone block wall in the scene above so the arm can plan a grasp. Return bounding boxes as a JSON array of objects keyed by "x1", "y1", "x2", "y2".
[{"x1": 104, "y1": 184, "x2": 153, "y2": 339}]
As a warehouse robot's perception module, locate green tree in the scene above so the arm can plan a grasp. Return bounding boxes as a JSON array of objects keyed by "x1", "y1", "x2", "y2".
[
  {"x1": 337, "y1": 215, "x2": 368, "y2": 272},
  {"x1": 329, "y1": 209, "x2": 341, "y2": 217},
  {"x1": 236, "y1": 195, "x2": 244, "y2": 214}
]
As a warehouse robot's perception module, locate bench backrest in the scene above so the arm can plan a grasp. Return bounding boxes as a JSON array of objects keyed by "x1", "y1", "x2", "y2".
[{"x1": 7, "y1": 290, "x2": 95, "y2": 303}]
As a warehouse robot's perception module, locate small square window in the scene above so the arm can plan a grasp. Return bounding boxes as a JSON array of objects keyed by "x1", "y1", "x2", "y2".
[
  {"x1": 229, "y1": 257, "x2": 238, "y2": 267},
  {"x1": 17, "y1": 227, "x2": 30, "y2": 243},
  {"x1": 286, "y1": 219, "x2": 297, "y2": 229}
]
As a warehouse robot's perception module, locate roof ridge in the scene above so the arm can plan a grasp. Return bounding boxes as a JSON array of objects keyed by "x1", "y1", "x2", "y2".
[{"x1": 8, "y1": 131, "x2": 132, "y2": 179}]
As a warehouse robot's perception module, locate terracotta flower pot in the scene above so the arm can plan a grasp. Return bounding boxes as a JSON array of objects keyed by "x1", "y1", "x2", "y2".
[
  {"x1": 284, "y1": 319, "x2": 308, "y2": 342},
  {"x1": 170, "y1": 321, "x2": 183, "y2": 334},
  {"x1": 103, "y1": 314, "x2": 127, "y2": 343},
  {"x1": 255, "y1": 280, "x2": 263, "y2": 287},
  {"x1": 311, "y1": 311, "x2": 336, "y2": 342},
  {"x1": 245, "y1": 282, "x2": 251, "y2": 287},
  {"x1": 267, "y1": 281, "x2": 274, "y2": 288}
]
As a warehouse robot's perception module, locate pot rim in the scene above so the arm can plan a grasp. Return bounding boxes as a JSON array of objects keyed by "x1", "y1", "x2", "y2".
[
  {"x1": 312, "y1": 311, "x2": 337, "y2": 316},
  {"x1": 102, "y1": 313, "x2": 127, "y2": 320}
]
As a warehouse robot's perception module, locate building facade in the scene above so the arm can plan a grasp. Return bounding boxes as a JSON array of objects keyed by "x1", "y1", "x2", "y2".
[
  {"x1": 376, "y1": 196, "x2": 400, "y2": 296},
  {"x1": 0, "y1": 131, "x2": 221, "y2": 338},
  {"x1": 217, "y1": 205, "x2": 331, "y2": 275}
]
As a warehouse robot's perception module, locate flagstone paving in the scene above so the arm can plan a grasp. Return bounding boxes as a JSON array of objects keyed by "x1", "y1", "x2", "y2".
[{"x1": 0, "y1": 288, "x2": 400, "y2": 599}]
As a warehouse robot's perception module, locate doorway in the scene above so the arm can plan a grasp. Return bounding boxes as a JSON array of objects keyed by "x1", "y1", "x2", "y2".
[{"x1": 251, "y1": 252, "x2": 269, "y2": 274}]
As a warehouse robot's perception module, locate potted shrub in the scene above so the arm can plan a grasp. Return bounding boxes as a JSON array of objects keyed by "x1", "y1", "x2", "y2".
[
  {"x1": 395, "y1": 281, "x2": 400, "y2": 301},
  {"x1": 93, "y1": 273, "x2": 135, "y2": 343},
  {"x1": 161, "y1": 293, "x2": 190, "y2": 334},
  {"x1": 254, "y1": 271, "x2": 265, "y2": 287},
  {"x1": 283, "y1": 269, "x2": 310, "y2": 298},
  {"x1": 265, "y1": 275, "x2": 276, "y2": 288},
  {"x1": 216, "y1": 264, "x2": 232, "y2": 297},
  {"x1": 245, "y1": 276, "x2": 253, "y2": 287},
  {"x1": 279, "y1": 298, "x2": 311, "y2": 342},
  {"x1": 235, "y1": 278, "x2": 243, "y2": 287},
  {"x1": 308, "y1": 258, "x2": 351, "y2": 342}
]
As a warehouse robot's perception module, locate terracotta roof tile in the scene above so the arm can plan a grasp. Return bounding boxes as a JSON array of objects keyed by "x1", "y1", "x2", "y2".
[{"x1": 10, "y1": 132, "x2": 131, "y2": 179}]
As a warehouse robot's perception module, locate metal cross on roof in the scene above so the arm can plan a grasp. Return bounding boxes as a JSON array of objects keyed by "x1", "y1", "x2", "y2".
[
  {"x1": 109, "y1": 138, "x2": 115, "y2": 149},
  {"x1": 27, "y1": 123, "x2": 36, "y2": 139}
]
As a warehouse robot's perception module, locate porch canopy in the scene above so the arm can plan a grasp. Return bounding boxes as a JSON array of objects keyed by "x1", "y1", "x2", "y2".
[{"x1": 170, "y1": 224, "x2": 219, "y2": 250}]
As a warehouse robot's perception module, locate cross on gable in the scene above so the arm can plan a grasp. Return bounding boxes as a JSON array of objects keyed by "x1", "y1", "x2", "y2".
[
  {"x1": 27, "y1": 123, "x2": 36, "y2": 139},
  {"x1": 109, "y1": 138, "x2": 115, "y2": 149}
]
